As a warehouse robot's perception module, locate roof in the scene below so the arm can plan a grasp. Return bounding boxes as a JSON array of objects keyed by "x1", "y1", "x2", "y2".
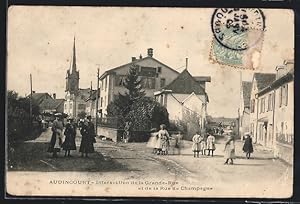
[
  {"x1": 31, "y1": 93, "x2": 52, "y2": 104},
  {"x1": 163, "y1": 69, "x2": 206, "y2": 95},
  {"x1": 39, "y1": 98, "x2": 65, "y2": 111},
  {"x1": 242, "y1": 81, "x2": 252, "y2": 107},
  {"x1": 193, "y1": 76, "x2": 211, "y2": 82},
  {"x1": 86, "y1": 89, "x2": 100, "y2": 101},
  {"x1": 253, "y1": 73, "x2": 276, "y2": 91},
  {"x1": 257, "y1": 68, "x2": 294, "y2": 96},
  {"x1": 99, "y1": 56, "x2": 179, "y2": 80}
]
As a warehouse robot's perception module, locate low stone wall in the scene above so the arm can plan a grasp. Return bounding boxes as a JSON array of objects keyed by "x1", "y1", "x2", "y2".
[
  {"x1": 274, "y1": 142, "x2": 293, "y2": 165},
  {"x1": 97, "y1": 127, "x2": 151, "y2": 143},
  {"x1": 97, "y1": 127, "x2": 122, "y2": 142}
]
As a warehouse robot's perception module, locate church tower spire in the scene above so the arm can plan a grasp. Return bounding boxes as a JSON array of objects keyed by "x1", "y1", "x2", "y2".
[
  {"x1": 66, "y1": 36, "x2": 79, "y2": 94},
  {"x1": 70, "y1": 36, "x2": 77, "y2": 74}
]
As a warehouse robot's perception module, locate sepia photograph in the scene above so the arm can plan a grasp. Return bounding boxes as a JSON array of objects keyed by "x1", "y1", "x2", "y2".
[{"x1": 6, "y1": 6, "x2": 294, "y2": 198}]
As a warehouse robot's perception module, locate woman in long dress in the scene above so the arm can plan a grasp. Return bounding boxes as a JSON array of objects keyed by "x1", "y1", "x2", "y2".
[
  {"x1": 192, "y1": 132, "x2": 201, "y2": 158},
  {"x1": 62, "y1": 118, "x2": 77, "y2": 157},
  {"x1": 156, "y1": 124, "x2": 170, "y2": 155},
  {"x1": 200, "y1": 134, "x2": 207, "y2": 155},
  {"x1": 224, "y1": 133, "x2": 235, "y2": 165},
  {"x1": 206, "y1": 133, "x2": 216, "y2": 157},
  {"x1": 147, "y1": 128, "x2": 159, "y2": 154},
  {"x1": 242, "y1": 133, "x2": 254, "y2": 159},
  {"x1": 47, "y1": 113, "x2": 64, "y2": 158},
  {"x1": 79, "y1": 118, "x2": 95, "y2": 157}
]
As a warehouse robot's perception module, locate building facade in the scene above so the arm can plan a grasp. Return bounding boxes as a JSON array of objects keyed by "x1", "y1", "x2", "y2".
[
  {"x1": 249, "y1": 73, "x2": 276, "y2": 144},
  {"x1": 256, "y1": 60, "x2": 294, "y2": 164},
  {"x1": 98, "y1": 48, "x2": 180, "y2": 116}
]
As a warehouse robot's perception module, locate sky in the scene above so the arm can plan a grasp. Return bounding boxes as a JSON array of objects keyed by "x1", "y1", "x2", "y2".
[{"x1": 7, "y1": 7, "x2": 294, "y2": 118}]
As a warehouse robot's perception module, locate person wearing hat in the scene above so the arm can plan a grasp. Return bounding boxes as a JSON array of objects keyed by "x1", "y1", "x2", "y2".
[
  {"x1": 47, "y1": 113, "x2": 64, "y2": 158},
  {"x1": 224, "y1": 133, "x2": 236, "y2": 165},
  {"x1": 62, "y1": 117, "x2": 77, "y2": 157},
  {"x1": 242, "y1": 132, "x2": 254, "y2": 159},
  {"x1": 79, "y1": 116, "x2": 95, "y2": 157}
]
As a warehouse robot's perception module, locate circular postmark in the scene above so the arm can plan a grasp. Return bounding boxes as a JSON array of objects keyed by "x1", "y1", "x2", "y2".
[{"x1": 211, "y1": 8, "x2": 265, "y2": 51}]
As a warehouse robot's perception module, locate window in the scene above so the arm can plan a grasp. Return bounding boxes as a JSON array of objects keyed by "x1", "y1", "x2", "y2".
[
  {"x1": 105, "y1": 77, "x2": 107, "y2": 90},
  {"x1": 250, "y1": 99, "x2": 255, "y2": 113},
  {"x1": 279, "y1": 86, "x2": 282, "y2": 107},
  {"x1": 141, "y1": 77, "x2": 156, "y2": 89},
  {"x1": 81, "y1": 95, "x2": 85, "y2": 100},
  {"x1": 279, "y1": 85, "x2": 288, "y2": 107},
  {"x1": 157, "y1": 67, "x2": 162, "y2": 73},
  {"x1": 115, "y1": 75, "x2": 127, "y2": 86},
  {"x1": 160, "y1": 78, "x2": 166, "y2": 88},
  {"x1": 101, "y1": 80, "x2": 104, "y2": 90},
  {"x1": 262, "y1": 97, "x2": 265, "y2": 113},
  {"x1": 70, "y1": 103, "x2": 73, "y2": 110},
  {"x1": 78, "y1": 104, "x2": 86, "y2": 110},
  {"x1": 284, "y1": 85, "x2": 288, "y2": 106},
  {"x1": 104, "y1": 96, "x2": 106, "y2": 107},
  {"x1": 140, "y1": 67, "x2": 156, "y2": 77},
  {"x1": 100, "y1": 97, "x2": 103, "y2": 107}
]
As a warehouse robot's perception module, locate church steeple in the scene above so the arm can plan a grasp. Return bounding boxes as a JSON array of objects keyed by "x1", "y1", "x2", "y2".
[
  {"x1": 66, "y1": 36, "x2": 79, "y2": 94},
  {"x1": 70, "y1": 36, "x2": 77, "y2": 74}
]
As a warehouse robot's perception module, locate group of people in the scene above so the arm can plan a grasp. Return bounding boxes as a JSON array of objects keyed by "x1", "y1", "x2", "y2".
[
  {"x1": 146, "y1": 124, "x2": 255, "y2": 165},
  {"x1": 47, "y1": 113, "x2": 96, "y2": 158},
  {"x1": 147, "y1": 124, "x2": 184, "y2": 155},
  {"x1": 191, "y1": 132, "x2": 216, "y2": 158}
]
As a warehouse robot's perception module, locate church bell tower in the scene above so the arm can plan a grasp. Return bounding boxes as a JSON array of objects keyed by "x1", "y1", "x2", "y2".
[{"x1": 66, "y1": 37, "x2": 79, "y2": 94}]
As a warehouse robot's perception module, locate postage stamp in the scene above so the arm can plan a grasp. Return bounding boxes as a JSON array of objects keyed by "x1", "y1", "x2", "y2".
[{"x1": 210, "y1": 8, "x2": 266, "y2": 69}]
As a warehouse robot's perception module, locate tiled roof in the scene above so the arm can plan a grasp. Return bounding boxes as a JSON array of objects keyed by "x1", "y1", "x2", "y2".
[
  {"x1": 242, "y1": 81, "x2": 252, "y2": 107},
  {"x1": 253, "y1": 73, "x2": 276, "y2": 91},
  {"x1": 99, "y1": 56, "x2": 179, "y2": 80},
  {"x1": 39, "y1": 98, "x2": 65, "y2": 111},
  {"x1": 258, "y1": 68, "x2": 294, "y2": 96},
  {"x1": 31, "y1": 93, "x2": 51, "y2": 104},
  {"x1": 163, "y1": 69, "x2": 206, "y2": 95}
]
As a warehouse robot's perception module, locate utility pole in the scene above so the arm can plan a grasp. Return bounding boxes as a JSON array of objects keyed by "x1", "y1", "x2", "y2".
[
  {"x1": 95, "y1": 67, "x2": 100, "y2": 136},
  {"x1": 29, "y1": 74, "x2": 33, "y2": 125},
  {"x1": 90, "y1": 81, "x2": 93, "y2": 116}
]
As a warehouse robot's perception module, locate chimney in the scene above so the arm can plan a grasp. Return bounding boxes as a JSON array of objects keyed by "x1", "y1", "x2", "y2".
[
  {"x1": 139, "y1": 54, "x2": 143, "y2": 59},
  {"x1": 32, "y1": 91, "x2": 36, "y2": 94},
  {"x1": 53, "y1": 93, "x2": 56, "y2": 99},
  {"x1": 185, "y1": 58, "x2": 188, "y2": 70},
  {"x1": 147, "y1": 48, "x2": 153, "y2": 57},
  {"x1": 132, "y1": 57, "x2": 137, "y2": 62}
]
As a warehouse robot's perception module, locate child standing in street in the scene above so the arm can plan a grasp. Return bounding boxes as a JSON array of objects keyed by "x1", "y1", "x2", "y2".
[{"x1": 192, "y1": 132, "x2": 201, "y2": 158}]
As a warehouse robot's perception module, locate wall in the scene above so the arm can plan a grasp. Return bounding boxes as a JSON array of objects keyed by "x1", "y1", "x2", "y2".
[
  {"x1": 249, "y1": 79, "x2": 258, "y2": 143},
  {"x1": 274, "y1": 81, "x2": 294, "y2": 165},
  {"x1": 256, "y1": 91, "x2": 275, "y2": 148}
]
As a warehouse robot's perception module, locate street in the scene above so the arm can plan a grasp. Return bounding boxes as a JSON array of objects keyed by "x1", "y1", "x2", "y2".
[{"x1": 7, "y1": 128, "x2": 292, "y2": 198}]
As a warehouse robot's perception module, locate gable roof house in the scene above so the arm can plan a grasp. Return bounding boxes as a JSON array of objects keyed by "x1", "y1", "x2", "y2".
[
  {"x1": 154, "y1": 69, "x2": 211, "y2": 137},
  {"x1": 98, "y1": 48, "x2": 181, "y2": 116}
]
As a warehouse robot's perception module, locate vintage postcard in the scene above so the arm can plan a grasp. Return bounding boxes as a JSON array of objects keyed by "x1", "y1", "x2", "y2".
[{"x1": 6, "y1": 6, "x2": 294, "y2": 198}]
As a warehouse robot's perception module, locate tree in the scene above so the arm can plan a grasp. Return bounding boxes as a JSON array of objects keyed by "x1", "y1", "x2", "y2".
[
  {"x1": 126, "y1": 97, "x2": 169, "y2": 131},
  {"x1": 7, "y1": 90, "x2": 41, "y2": 142},
  {"x1": 118, "y1": 64, "x2": 146, "y2": 116}
]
